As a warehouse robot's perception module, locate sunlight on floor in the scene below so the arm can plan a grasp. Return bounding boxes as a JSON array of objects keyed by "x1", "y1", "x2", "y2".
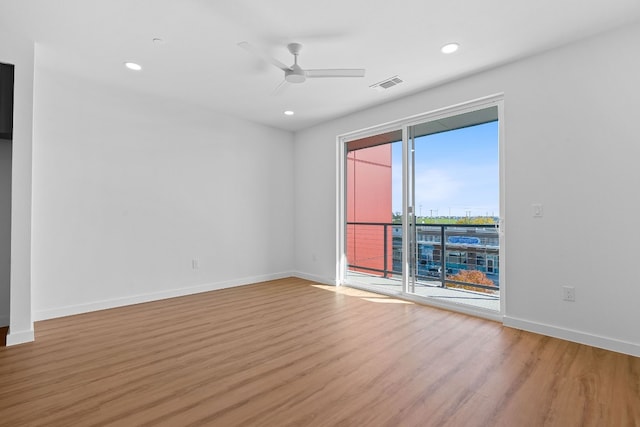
[
  {"x1": 360, "y1": 297, "x2": 413, "y2": 304},
  {"x1": 311, "y1": 284, "x2": 414, "y2": 304},
  {"x1": 344, "y1": 271, "x2": 500, "y2": 312}
]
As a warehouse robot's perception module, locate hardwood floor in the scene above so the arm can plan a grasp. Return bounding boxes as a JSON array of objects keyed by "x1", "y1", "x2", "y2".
[{"x1": 1, "y1": 277, "x2": 638, "y2": 426}]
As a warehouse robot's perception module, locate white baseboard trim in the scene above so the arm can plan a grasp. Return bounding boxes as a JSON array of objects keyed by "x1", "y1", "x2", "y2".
[
  {"x1": 34, "y1": 271, "x2": 295, "y2": 321},
  {"x1": 6, "y1": 328, "x2": 35, "y2": 346},
  {"x1": 0, "y1": 314, "x2": 8, "y2": 327},
  {"x1": 292, "y1": 271, "x2": 337, "y2": 286},
  {"x1": 503, "y1": 315, "x2": 640, "y2": 358}
]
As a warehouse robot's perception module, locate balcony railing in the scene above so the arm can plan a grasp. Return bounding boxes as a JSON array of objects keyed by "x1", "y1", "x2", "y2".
[{"x1": 346, "y1": 222, "x2": 500, "y2": 293}]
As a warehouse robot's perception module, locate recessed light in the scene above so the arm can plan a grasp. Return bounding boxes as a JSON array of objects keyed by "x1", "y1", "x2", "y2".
[
  {"x1": 441, "y1": 43, "x2": 459, "y2": 54},
  {"x1": 124, "y1": 62, "x2": 142, "y2": 71},
  {"x1": 284, "y1": 110, "x2": 295, "y2": 116}
]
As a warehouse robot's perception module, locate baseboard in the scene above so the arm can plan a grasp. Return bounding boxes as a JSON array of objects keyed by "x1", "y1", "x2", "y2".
[
  {"x1": 0, "y1": 314, "x2": 8, "y2": 327},
  {"x1": 6, "y1": 328, "x2": 35, "y2": 346},
  {"x1": 292, "y1": 271, "x2": 337, "y2": 286},
  {"x1": 503, "y1": 315, "x2": 640, "y2": 358},
  {"x1": 33, "y1": 271, "x2": 294, "y2": 321}
]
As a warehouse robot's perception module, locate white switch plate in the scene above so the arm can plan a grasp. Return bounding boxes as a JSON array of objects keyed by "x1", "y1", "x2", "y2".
[
  {"x1": 532, "y1": 204, "x2": 543, "y2": 218},
  {"x1": 562, "y1": 286, "x2": 575, "y2": 302}
]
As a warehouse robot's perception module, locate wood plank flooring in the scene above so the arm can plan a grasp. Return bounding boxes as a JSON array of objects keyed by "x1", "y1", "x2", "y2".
[{"x1": 1, "y1": 277, "x2": 638, "y2": 426}]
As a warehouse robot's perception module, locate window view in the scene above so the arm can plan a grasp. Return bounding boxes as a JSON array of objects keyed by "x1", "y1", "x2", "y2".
[{"x1": 345, "y1": 105, "x2": 501, "y2": 313}]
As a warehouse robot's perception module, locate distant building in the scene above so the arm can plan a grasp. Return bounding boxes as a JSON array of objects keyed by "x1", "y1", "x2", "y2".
[{"x1": 393, "y1": 225, "x2": 499, "y2": 285}]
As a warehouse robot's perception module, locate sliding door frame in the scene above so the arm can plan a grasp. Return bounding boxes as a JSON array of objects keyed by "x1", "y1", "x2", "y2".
[{"x1": 337, "y1": 94, "x2": 505, "y2": 320}]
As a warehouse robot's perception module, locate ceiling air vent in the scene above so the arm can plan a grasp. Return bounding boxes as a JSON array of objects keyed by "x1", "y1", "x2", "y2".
[{"x1": 370, "y1": 75, "x2": 404, "y2": 91}]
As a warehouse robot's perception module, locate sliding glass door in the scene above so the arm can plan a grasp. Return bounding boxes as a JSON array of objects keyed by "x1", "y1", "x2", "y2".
[{"x1": 340, "y1": 98, "x2": 503, "y2": 317}]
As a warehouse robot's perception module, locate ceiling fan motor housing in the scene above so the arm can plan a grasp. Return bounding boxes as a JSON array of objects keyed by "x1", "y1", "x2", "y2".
[
  {"x1": 285, "y1": 64, "x2": 306, "y2": 83},
  {"x1": 285, "y1": 44, "x2": 306, "y2": 83}
]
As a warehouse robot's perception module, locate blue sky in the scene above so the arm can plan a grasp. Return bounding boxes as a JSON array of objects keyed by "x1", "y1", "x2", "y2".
[{"x1": 392, "y1": 121, "x2": 499, "y2": 217}]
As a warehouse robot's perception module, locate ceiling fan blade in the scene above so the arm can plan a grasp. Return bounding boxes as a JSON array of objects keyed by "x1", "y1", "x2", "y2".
[
  {"x1": 305, "y1": 69, "x2": 366, "y2": 78},
  {"x1": 271, "y1": 80, "x2": 290, "y2": 96},
  {"x1": 238, "y1": 41, "x2": 291, "y2": 72}
]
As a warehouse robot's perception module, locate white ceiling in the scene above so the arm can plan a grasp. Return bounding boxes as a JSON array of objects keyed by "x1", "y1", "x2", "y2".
[{"x1": 3, "y1": 0, "x2": 640, "y2": 132}]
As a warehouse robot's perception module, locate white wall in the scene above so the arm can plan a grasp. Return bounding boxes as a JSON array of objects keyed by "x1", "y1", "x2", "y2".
[
  {"x1": 294, "y1": 22, "x2": 640, "y2": 356},
  {"x1": 0, "y1": 139, "x2": 10, "y2": 327},
  {"x1": 0, "y1": 28, "x2": 35, "y2": 345},
  {"x1": 32, "y1": 63, "x2": 294, "y2": 320}
]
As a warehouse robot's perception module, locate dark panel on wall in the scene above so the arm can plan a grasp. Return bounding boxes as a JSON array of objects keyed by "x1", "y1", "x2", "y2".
[{"x1": 0, "y1": 63, "x2": 15, "y2": 141}]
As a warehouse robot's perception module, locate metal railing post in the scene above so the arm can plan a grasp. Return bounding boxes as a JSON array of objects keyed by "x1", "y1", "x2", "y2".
[
  {"x1": 383, "y1": 224, "x2": 388, "y2": 278},
  {"x1": 440, "y1": 225, "x2": 446, "y2": 288}
]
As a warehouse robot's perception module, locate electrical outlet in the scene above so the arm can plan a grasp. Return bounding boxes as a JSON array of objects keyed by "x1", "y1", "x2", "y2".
[
  {"x1": 532, "y1": 204, "x2": 543, "y2": 218},
  {"x1": 192, "y1": 259, "x2": 199, "y2": 270},
  {"x1": 562, "y1": 286, "x2": 575, "y2": 302}
]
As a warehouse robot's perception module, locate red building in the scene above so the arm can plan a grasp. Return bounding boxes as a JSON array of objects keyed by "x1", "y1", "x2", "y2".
[{"x1": 346, "y1": 143, "x2": 393, "y2": 277}]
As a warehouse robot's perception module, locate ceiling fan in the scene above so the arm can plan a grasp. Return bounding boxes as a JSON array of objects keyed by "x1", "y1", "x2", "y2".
[{"x1": 238, "y1": 41, "x2": 366, "y2": 86}]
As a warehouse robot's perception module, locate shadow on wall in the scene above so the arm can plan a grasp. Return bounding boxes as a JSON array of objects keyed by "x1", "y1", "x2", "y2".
[{"x1": 0, "y1": 62, "x2": 15, "y2": 329}]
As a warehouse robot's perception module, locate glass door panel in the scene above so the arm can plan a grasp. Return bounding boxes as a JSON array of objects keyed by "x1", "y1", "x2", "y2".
[
  {"x1": 407, "y1": 107, "x2": 500, "y2": 311},
  {"x1": 345, "y1": 130, "x2": 403, "y2": 293}
]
